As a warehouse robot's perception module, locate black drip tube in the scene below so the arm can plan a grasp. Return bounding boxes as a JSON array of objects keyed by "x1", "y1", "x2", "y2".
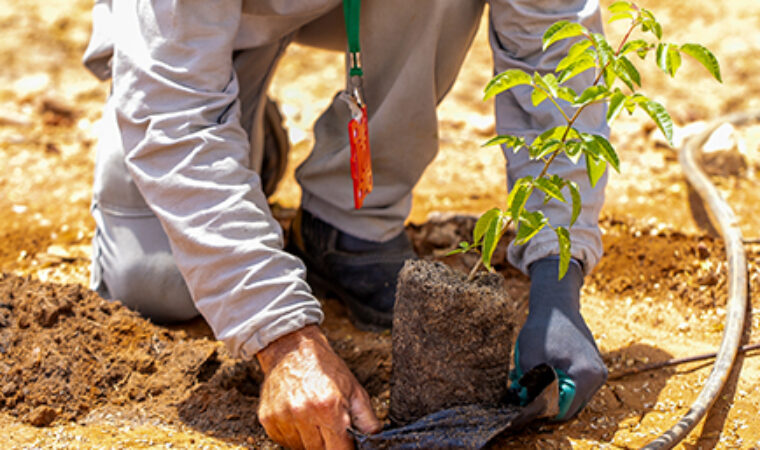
[{"x1": 643, "y1": 111, "x2": 760, "y2": 449}]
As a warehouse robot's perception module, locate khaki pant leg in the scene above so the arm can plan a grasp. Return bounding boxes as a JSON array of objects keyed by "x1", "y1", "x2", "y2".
[{"x1": 295, "y1": 0, "x2": 487, "y2": 242}]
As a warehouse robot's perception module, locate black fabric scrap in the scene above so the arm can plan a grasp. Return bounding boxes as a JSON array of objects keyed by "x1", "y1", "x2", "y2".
[{"x1": 352, "y1": 364, "x2": 559, "y2": 450}]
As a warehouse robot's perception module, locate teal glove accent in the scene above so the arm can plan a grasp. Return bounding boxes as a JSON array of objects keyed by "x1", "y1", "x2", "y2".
[
  {"x1": 509, "y1": 340, "x2": 578, "y2": 421},
  {"x1": 554, "y1": 368, "x2": 576, "y2": 421},
  {"x1": 508, "y1": 342, "x2": 529, "y2": 405}
]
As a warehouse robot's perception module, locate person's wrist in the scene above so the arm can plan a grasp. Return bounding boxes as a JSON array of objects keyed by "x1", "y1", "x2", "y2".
[
  {"x1": 527, "y1": 256, "x2": 584, "y2": 312},
  {"x1": 256, "y1": 324, "x2": 326, "y2": 374}
]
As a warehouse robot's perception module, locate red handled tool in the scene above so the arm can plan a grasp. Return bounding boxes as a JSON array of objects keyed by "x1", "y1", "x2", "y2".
[{"x1": 343, "y1": 0, "x2": 373, "y2": 209}]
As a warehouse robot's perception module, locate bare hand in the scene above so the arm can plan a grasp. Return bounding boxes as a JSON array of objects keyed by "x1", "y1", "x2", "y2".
[{"x1": 256, "y1": 325, "x2": 381, "y2": 449}]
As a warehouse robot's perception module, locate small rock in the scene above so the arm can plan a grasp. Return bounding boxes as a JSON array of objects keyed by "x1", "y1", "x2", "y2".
[
  {"x1": 696, "y1": 242, "x2": 710, "y2": 259},
  {"x1": 27, "y1": 405, "x2": 57, "y2": 427},
  {"x1": 40, "y1": 96, "x2": 77, "y2": 126},
  {"x1": 698, "y1": 272, "x2": 719, "y2": 286},
  {"x1": 135, "y1": 354, "x2": 157, "y2": 374},
  {"x1": 425, "y1": 222, "x2": 460, "y2": 248},
  {"x1": 1, "y1": 382, "x2": 17, "y2": 397}
]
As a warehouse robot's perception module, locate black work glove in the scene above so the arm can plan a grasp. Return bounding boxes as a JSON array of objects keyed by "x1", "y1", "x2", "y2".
[{"x1": 510, "y1": 256, "x2": 607, "y2": 421}]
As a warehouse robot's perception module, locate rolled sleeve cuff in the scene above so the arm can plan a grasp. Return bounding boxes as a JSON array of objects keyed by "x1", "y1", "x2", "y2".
[
  {"x1": 237, "y1": 306, "x2": 324, "y2": 360},
  {"x1": 508, "y1": 226, "x2": 603, "y2": 277}
]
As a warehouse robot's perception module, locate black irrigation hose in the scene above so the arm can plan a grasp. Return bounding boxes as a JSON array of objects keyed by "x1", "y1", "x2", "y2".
[{"x1": 643, "y1": 110, "x2": 760, "y2": 449}]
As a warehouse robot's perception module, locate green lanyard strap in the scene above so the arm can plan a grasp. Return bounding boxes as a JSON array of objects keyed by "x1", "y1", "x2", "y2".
[{"x1": 343, "y1": 0, "x2": 363, "y2": 77}]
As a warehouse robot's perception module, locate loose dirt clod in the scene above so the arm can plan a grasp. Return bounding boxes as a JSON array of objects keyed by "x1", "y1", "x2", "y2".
[
  {"x1": 390, "y1": 260, "x2": 516, "y2": 425},
  {"x1": 27, "y1": 405, "x2": 57, "y2": 427}
]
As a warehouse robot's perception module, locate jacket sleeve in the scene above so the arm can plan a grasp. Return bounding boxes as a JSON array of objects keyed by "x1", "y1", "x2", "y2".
[{"x1": 106, "y1": 0, "x2": 323, "y2": 359}]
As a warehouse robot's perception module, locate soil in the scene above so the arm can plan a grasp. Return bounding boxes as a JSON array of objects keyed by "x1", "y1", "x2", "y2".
[
  {"x1": 0, "y1": 273, "x2": 272, "y2": 445},
  {"x1": 390, "y1": 260, "x2": 515, "y2": 425},
  {"x1": 2, "y1": 0, "x2": 760, "y2": 448}
]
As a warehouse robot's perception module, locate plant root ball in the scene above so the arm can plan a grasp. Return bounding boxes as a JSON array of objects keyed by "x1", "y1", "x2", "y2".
[{"x1": 390, "y1": 260, "x2": 516, "y2": 425}]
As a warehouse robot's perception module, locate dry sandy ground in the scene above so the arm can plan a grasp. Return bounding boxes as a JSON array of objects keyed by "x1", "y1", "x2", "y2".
[{"x1": 2, "y1": 0, "x2": 760, "y2": 448}]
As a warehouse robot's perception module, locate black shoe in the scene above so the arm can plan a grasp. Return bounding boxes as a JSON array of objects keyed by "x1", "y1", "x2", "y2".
[
  {"x1": 261, "y1": 97, "x2": 289, "y2": 198},
  {"x1": 287, "y1": 209, "x2": 417, "y2": 331}
]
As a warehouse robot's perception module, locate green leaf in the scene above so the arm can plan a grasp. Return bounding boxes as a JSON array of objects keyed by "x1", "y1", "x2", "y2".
[
  {"x1": 624, "y1": 93, "x2": 648, "y2": 115},
  {"x1": 446, "y1": 241, "x2": 471, "y2": 256},
  {"x1": 531, "y1": 88, "x2": 549, "y2": 107},
  {"x1": 534, "y1": 177, "x2": 566, "y2": 203},
  {"x1": 566, "y1": 180, "x2": 582, "y2": 226},
  {"x1": 481, "y1": 211, "x2": 505, "y2": 270},
  {"x1": 542, "y1": 21, "x2": 588, "y2": 51},
  {"x1": 484, "y1": 69, "x2": 532, "y2": 100},
  {"x1": 615, "y1": 56, "x2": 641, "y2": 88},
  {"x1": 565, "y1": 141, "x2": 583, "y2": 164},
  {"x1": 680, "y1": 43, "x2": 722, "y2": 82},
  {"x1": 590, "y1": 33, "x2": 615, "y2": 69},
  {"x1": 555, "y1": 226, "x2": 572, "y2": 279},
  {"x1": 557, "y1": 53, "x2": 596, "y2": 84},
  {"x1": 557, "y1": 41, "x2": 593, "y2": 72},
  {"x1": 585, "y1": 154, "x2": 607, "y2": 188},
  {"x1": 531, "y1": 139, "x2": 562, "y2": 160},
  {"x1": 507, "y1": 177, "x2": 533, "y2": 221},
  {"x1": 580, "y1": 134, "x2": 619, "y2": 172},
  {"x1": 483, "y1": 134, "x2": 526, "y2": 152},
  {"x1": 556, "y1": 86, "x2": 577, "y2": 103},
  {"x1": 573, "y1": 85, "x2": 610, "y2": 106},
  {"x1": 536, "y1": 125, "x2": 581, "y2": 145},
  {"x1": 641, "y1": 10, "x2": 663, "y2": 40},
  {"x1": 534, "y1": 72, "x2": 559, "y2": 97},
  {"x1": 608, "y1": 12, "x2": 634, "y2": 24},
  {"x1": 653, "y1": 22, "x2": 663, "y2": 40},
  {"x1": 515, "y1": 210, "x2": 548, "y2": 245},
  {"x1": 473, "y1": 208, "x2": 500, "y2": 245},
  {"x1": 603, "y1": 65, "x2": 617, "y2": 89},
  {"x1": 608, "y1": 1, "x2": 635, "y2": 14},
  {"x1": 580, "y1": 134, "x2": 601, "y2": 159},
  {"x1": 656, "y1": 43, "x2": 681, "y2": 77},
  {"x1": 590, "y1": 134, "x2": 620, "y2": 172},
  {"x1": 639, "y1": 100, "x2": 674, "y2": 145},
  {"x1": 620, "y1": 39, "x2": 650, "y2": 56},
  {"x1": 550, "y1": 174, "x2": 566, "y2": 189},
  {"x1": 607, "y1": 91, "x2": 627, "y2": 124},
  {"x1": 667, "y1": 45, "x2": 682, "y2": 77}
]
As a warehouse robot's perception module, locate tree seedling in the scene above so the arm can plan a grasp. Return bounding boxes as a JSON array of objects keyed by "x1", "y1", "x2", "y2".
[{"x1": 452, "y1": 1, "x2": 722, "y2": 280}]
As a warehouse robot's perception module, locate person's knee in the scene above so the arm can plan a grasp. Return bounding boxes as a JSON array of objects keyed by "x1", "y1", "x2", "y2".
[{"x1": 105, "y1": 252, "x2": 198, "y2": 323}]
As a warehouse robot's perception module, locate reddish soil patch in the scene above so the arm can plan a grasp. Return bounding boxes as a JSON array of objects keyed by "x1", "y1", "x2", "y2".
[
  {"x1": 0, "y1": 273, "x2": 271, "y2": 445},
  {"x1": 593, "y1": 218, "x2": 727, "y2": 309}
]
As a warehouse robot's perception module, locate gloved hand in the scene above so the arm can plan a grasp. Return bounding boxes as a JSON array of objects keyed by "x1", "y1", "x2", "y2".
[{"x1": 510, "y1": 256, "x2": 607, "y2": 421}]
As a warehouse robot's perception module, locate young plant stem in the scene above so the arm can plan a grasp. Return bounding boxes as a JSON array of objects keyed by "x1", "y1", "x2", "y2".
[
  {"x1": 535, "y1": 85, "x2": 572, "y2": 123},
  {"x1": 468, "y1": 217, "x2": 513, "y2": 281},
  {"x1": 537, "y1": 19, "x2": 639, "y2": 181},
  {"x1": 467, "y1": 258, "x2": 483, "y2": 282}
]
